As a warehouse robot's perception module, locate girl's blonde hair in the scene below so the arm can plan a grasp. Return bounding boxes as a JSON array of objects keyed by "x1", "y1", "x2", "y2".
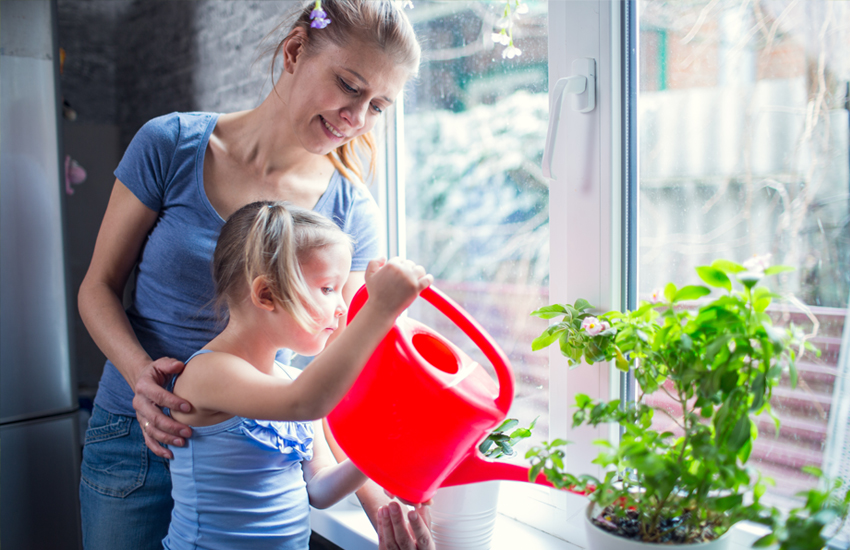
[
  {"x1": 261, "y1": 0, "x2": 421, "y2": 185},
  {"x1": 213, "y1": 201, "x2": 353, "y2": 332}
]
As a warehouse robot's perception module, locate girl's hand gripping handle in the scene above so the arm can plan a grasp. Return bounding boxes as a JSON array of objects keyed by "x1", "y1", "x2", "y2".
[
  {"x1": 348, "y1": 279, "x2": 513, "y2": 415},
  {"x1": 361, "y1": 257, "x2": 433, "y2": 319}
]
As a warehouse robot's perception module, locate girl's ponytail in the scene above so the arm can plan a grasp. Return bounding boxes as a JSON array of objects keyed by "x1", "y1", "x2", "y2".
[{"x1": 244, "y1": 203, "x2": 318, "y2": 331}]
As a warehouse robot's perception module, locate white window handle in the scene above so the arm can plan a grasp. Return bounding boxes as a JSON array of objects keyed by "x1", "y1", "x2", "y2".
[{"x1": 541, "y1": 58, "x2": 596, "y2": 180}]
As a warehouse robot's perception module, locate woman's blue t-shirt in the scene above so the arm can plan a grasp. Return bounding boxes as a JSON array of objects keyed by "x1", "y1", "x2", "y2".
[{"x1": 94, "y1": 112, "x2": 381, "y2": 417}]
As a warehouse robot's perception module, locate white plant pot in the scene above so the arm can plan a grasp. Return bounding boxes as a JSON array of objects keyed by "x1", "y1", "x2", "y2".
[
  {"x1": 584, "y1": 502, "x2": 733, "y2": 550},
  {"x1": 430, "y1": 481, "x2": 500, "y2": 550}
]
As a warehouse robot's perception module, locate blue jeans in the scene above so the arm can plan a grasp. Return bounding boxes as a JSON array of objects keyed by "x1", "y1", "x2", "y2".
[{"x1": 79, "y1": 405, "x2": 173, "y2": 550}]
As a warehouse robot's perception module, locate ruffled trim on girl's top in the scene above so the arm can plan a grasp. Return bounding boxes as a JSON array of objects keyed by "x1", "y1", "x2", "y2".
[{"x1": 240, "y1": 419, "x2": 315, "y2": 461}]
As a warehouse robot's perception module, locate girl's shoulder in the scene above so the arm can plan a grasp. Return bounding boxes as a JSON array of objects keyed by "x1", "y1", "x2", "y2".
[
  {"x1": 174, "y1": 350, "x2": 250, "y2": 393},
  {"x1": 181, "y1": 349, "x2": 250, "y2": 376},
  {"x1": 170, "y1": 350, "x2": 253, "y2": 426}
]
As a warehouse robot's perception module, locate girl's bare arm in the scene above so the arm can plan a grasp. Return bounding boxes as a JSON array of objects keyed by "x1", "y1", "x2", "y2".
[
  {"x1": 302, "y1": 420, "x2": 368, "y2": 509},
  {"x1": 178, "y1": 258, "x2": 432, "y2": 423}
]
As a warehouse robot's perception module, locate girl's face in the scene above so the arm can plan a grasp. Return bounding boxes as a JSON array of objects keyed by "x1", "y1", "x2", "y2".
[
  {"x1": 288, "y1": 243, "x2": 352, "y2": 355},
  {"x1": 284, "y1": 34, "x2": 411, "y2": 156}
]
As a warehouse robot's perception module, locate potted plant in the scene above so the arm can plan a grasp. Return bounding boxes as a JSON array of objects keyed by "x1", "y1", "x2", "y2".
[
  {"x1": 524, "y1": 256, "x2": 849, "y2": 549},
  {"x1": 430, "y1": 417, "x2": 536, "y2": 549}
]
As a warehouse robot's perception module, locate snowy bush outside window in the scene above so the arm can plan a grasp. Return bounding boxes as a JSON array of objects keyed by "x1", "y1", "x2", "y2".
[{"x1": 402, "y1": 0, "x2": 550, "y2": 452}]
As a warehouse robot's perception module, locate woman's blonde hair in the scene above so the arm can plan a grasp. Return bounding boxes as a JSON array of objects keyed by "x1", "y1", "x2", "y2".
[
  {"x1": 213, "y1": 201, "x2": 353, "y2": 332},
  {"x1": 260, "y1": 0, "x2": 420, "y2": 185}
]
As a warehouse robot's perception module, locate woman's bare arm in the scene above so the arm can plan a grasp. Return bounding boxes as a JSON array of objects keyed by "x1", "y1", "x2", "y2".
[{"x1": 78, "y1": 179, "x2": 193, "y2": 457}]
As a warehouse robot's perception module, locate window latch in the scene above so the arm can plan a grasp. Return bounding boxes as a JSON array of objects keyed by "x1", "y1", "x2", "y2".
[{"x1": 542, "y1": 58, "x2": 596, "y2": 180}]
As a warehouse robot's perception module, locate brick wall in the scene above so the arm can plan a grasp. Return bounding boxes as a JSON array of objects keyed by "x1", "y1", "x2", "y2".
[
  {"x1": 58, "y1": 0, "x2": 301, "y2": 148},
  {"x1": 56, "y1": 0, "x2": 303, "y2": 389}
]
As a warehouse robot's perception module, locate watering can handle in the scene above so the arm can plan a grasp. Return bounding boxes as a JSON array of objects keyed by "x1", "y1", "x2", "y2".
[{"x1": 347, "y1": 285, "x2": 515, "y2": 415}]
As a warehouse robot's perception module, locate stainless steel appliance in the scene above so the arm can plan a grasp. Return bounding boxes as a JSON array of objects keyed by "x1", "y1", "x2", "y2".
[{"x1": 1, "y1": 0, "x2": 83, "y2": 547}]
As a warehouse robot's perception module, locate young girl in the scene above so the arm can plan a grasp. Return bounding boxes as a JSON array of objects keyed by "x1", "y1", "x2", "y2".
[{"x1": 162, "y1": 200, "x2": 431, "y2": 549}]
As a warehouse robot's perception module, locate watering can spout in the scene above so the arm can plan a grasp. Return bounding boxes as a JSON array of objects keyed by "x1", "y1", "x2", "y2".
[{"x1": 440, "y1": 453, "x2": 553, "y2": 489}]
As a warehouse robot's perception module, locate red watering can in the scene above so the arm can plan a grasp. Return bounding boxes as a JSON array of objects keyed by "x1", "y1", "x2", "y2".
[{"x1": 327, "y1": 284, "x2": 556, "y2": 504}]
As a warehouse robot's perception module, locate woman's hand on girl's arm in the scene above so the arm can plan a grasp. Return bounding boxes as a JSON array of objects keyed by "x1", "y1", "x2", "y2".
[
  {"x1": 78, "y1": 180, "x2": 193, "y2": 458},
  {"x1": 133, "y1": 357, "x2": 193, "y2": 458}
]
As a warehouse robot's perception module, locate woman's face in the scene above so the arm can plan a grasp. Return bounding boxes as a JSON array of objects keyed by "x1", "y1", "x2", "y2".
[{"x1": 283, "y1": 34, "x2": 411, "y2": 156}]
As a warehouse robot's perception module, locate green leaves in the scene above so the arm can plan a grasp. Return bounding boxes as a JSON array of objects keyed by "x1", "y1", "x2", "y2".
[
  {"x1": 664, "y1": 282, "x2": 677, "y2": 302},
  {"x1": 529, "y1": 304, "x2": 568, "y2": 319},
  {"x1": 531, "y1": 326, "x2": 561, "y2": 351},
  {"x1": 479, "y1": 417, "x2": 537, "y2": 459},
  {"x1": 711, "y1": 259, "x2": 747, "y2": 274},
  {"x1": 764, "y1": 265, "x2": 794, "y2": 276},
  {"x1": 672, "y1": 285, "x2": 711, "y2": 302},
  {"x1": 525, "y1": 257, "x2": 823, "y2": 545},
  {"x1": 759, "y1": 474, "x2": 850, "y2": 550},
  {"x1": 697, "y1": 266, "x2": 732, "y2": 291}
]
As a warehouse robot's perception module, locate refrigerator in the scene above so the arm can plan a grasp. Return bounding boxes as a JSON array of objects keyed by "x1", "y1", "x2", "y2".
[{"x1": 1, "y1": 0, "x2": 84, "y2": 548}]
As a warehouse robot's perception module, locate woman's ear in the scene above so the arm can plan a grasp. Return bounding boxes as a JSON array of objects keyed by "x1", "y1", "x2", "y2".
[
  {"x1": 250, "y1": 276, "x2": 276, "y2": 311},
  {"x1": 282, "y1": 27, "x2": 308, "y2": 75}
]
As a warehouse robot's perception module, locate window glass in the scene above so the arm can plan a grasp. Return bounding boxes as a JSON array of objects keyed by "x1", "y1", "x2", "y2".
[
  {"x1": 638, "y1": 0, "x2": 850, "y2": 509},
  {"x1": 403, "y1": 0, "x2": 550, "y2": 453}
]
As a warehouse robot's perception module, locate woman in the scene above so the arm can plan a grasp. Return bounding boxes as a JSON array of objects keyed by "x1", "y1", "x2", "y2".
[{"x1": 77, "y1": 1, "x2": 430, "y2": 548}]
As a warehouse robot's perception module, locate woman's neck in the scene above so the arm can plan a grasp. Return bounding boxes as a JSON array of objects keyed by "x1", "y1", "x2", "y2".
[
  {"x1": 204, "y1": 96, "x2": 336, "y2": 217},
  {"x1": 218, "y1": 99, "x2": 327, "y2": 180}
]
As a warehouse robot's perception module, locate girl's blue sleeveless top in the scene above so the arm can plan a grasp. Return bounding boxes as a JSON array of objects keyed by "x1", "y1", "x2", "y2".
[{"x1": 163, "y1": 351, "x2": 315, "y2": 550}]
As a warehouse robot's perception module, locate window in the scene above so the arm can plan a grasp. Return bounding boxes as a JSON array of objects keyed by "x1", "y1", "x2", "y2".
[
  {"x1": 376, "y1": 0, "x2": 850, "y2": 543},
  {"x1": 638, "y1": 0, "x2": 850, "y2": 516}
]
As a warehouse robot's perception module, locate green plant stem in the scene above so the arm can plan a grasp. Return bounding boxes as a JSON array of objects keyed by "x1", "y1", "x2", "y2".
[
  {"x1": 677, "y1": 386, "x2": 690, "y2": 466},
  {"x1": 648, "y1": 492, "x2": 673, "y2": 541}
]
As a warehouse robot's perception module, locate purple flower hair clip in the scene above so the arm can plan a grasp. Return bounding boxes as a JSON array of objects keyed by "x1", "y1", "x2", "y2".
[{"x1": 310, "y1": 0, "x2": 331, "y2": 29}]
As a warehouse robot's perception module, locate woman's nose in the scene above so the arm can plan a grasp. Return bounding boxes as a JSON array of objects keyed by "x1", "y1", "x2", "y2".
[{"x1": 340, "y1": 100, "x2": 368, "y2": 130}]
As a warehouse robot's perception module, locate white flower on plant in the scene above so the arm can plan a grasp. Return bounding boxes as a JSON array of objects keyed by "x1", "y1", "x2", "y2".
[
  {"x1": 581, "y1": 317, "x2": 610, "y2": 336},
  {"x1": 650, "y1": 288, "x2": 663, "y2": 303},
  {"x1": 515, "y1": 2, "x2": 529, "y2": 14},
  {"x1": 502, "y1": 44, "x2": 522, "y2": 59},
  {"x1": 491, "y1": 31, "x2": 510, "y2": 45},
  {"x1": 743, "y1": 253, "x2": 772, "y2": 274}
]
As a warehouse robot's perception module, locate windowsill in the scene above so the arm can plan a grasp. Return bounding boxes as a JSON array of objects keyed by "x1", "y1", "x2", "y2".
[
  {"x1": 311, "y1": 496, "x2": 573, "y2": 550},
  {"x1": 311, "y1": 493, "x2": 774, "y2": 550}
]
